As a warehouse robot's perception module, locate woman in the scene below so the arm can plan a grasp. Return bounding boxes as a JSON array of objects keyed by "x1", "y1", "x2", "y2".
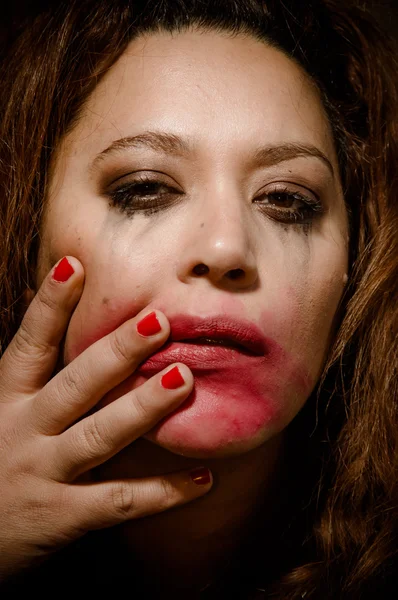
[{"x1": 0, "y1": 0, "x2": 396, "y2": 597}]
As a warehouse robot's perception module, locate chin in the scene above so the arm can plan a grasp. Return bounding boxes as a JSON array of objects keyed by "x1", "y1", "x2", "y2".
[
  {"x1": 143, "y1": 385, "x2": 296, "y2": 459},
  {"x1": 136, "y1": 331, "x2": 312, "y2": 458}
]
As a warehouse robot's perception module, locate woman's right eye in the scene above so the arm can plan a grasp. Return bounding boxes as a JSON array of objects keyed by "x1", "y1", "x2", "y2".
[{"x1": 106, "y1": 175, "x2": 183, "y2": 217}]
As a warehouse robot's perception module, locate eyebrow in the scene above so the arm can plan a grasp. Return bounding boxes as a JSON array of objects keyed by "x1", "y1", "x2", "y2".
[
  {"x1": 91, "y1": 132, "x2": 191, "y2": 170},
  {"x1": 90, "y1": 130, "x2": 334, "y2": 177}
]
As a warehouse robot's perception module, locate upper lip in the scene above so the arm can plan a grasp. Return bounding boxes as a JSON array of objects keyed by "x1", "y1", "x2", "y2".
[{"x1": 168, "y1": 315, "x2": 268, "y2": 356}]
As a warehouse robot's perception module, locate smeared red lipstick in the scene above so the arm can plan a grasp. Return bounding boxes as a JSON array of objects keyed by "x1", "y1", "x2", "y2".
[
  {"x1": 138, "y1": 314, "x2": 271, "y2": 374},
  {"x1": 71, "y1": 309, "x2": 312, "y2": 457}
]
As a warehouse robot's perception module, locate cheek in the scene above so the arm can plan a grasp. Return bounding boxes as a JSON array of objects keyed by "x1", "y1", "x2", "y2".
[
  {"x1": 259, "y1": 283, "x2": 344, "y2": 389},
  {"x1": 258, "y1": 233, "x2": 348, "y2": 386},
  {"x1": 64, "y1": 292, "x2": 143, "y2": 362},
  {"x1": 64, "y1": 280, "x2": 153, "y2": 375},
  {"x1": 61, "y1": 221, "x2": 179, "y2": 362}
]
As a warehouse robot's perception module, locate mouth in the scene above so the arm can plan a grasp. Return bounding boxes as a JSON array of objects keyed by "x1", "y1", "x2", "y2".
[
  {"x1": 168, "y1": 315, "x2": 268, "y2": 356},
  {"x1": 179, "y1": 336, "x2": 254, "y2": 354},
  {"x1": 136, "y1": 315, "x2": 270, "y2": 375}
]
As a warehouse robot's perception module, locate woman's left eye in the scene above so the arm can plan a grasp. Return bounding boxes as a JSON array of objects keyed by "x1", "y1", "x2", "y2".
[{"x1": 254, "y1": 187, "x2": 324, "y2": 224}]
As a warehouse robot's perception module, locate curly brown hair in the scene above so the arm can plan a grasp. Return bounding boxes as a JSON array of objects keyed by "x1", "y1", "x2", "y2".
[{"x1": 0, "y1": 1, "x2": 397, "y2": 597}]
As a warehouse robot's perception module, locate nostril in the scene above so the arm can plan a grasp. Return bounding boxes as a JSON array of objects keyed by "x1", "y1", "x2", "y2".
[
  {"x1": 193, "y1": 263, "x2": 210, "y2": 276},
  {"x1": 227, "y1": 268, "x2": 245, "y2": 280}
]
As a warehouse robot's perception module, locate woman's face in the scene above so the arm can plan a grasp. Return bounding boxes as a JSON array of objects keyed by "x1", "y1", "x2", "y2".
[{"x1": 38, "y1": 30, "x2": 348, "y2": 459}]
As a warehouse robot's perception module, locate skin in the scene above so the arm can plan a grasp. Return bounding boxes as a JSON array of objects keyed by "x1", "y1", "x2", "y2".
[{"x1": 36, "y1": 30, "x2": 348, "y2": 591}]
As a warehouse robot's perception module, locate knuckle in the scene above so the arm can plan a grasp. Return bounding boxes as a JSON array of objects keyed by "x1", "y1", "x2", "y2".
[
  {"x1": 110, "y1": 482, "x2": 136, "y2": 519},
  {"x1": 6, "y1": 453, "x2": 36, "y2": 484},
  {"x1": 13, "y1": 321, "x2": 49, "y2": 360},
  {"x1": 157, "y1": 477, "x2": 177, "y2": 511},
  {"x1": 129, "y1": 389, "x2": 153, "y2": 423},
  {"x1": 37, "y1": 284, "x2": 59, "y2": 314},
  {"x1": 79, "y1": 416, "x2": 111, "y2": 456},
  {"x1": 109, "y1": 329, "x2": 132, "y2": 364},
  {"x1": 22, "y1": 485, "x2": 77, "y2": 547},
  {"x1": 59, "y1": 367, "x2": 85, "y2": 399},
  {"x1": 7, "y1": 434, "x2": 50, "y2": 482}
]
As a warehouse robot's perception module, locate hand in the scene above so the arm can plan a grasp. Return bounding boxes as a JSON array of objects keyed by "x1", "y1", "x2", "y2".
[{"x1": 0, "y1": 256, "x2": 212, "y2": 580}]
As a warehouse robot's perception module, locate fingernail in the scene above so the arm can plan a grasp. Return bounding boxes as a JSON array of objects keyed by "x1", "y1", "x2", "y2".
[
  {"x1": 52, "y1": 257, "x2": 74, "y2": 282},
  {"x1": 190, "y1": 467, "x2": 211, "y2": 486},
  {"x1": 137, "y1": 311, "x2": 162, "y2": 336},
  {"x1": 161, "y1": 366, "x2": 185, "y2": 389}
]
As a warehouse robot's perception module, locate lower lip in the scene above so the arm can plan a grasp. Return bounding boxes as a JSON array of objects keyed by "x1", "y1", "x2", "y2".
[
  {"x1": 138, "y1": 341, "x2": 265, "y2": 372},
  {"x1": 134, "y1": 341, "x2": 301, "y2": 457}
]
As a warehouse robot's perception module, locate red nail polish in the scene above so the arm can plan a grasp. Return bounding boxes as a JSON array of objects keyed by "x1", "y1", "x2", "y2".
[
  {"x1": 52, "y1": 257, "x2": 74, "y2": 282},
  {"x1": 190, "y1": 467, "x2": 211, "y2": 486},
  {"x1": 161, "y1": 366, "x2": 185, "y2": 389},
  {"x1": 137, "y1": 312, "x2": 162, "y2": 336}
]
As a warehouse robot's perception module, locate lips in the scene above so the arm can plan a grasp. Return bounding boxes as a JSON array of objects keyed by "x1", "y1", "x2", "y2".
[
  {"x1": 138, "y1": 314, "x2": 270, "y2": 375},
  {"x1": 179, "y1": 336, "x2": 248, "y2": 352},
  {"x1": 168, "y1": 315, "x2": 268, "y2": 356}
]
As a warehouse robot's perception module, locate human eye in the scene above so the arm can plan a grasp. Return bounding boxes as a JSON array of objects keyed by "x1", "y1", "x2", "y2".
[
  {"x1": 105, "y1": 171, "x2": 183, "y2": 217},
  {"x1": 254, "y1": 185, "x2": 324, "y2": 225}
]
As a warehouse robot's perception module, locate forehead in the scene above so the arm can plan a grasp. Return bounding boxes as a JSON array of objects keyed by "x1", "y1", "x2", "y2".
[{"x1": 62, "y1": 29, "x2": 336, "y2": 164}]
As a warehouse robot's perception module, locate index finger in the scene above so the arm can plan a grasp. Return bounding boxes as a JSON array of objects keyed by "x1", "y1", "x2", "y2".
[{"x1": 0, "y1": 257, "x2": 84, "y2": 399}]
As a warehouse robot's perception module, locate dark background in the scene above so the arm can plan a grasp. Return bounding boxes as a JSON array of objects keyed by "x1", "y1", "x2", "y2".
[{"x1": 1, "y1": 1, "x2": 398, "y2": 55}]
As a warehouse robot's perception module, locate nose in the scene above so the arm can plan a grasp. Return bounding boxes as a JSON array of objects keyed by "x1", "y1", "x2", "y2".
[{"x1": 176, "y1": 194, "x2": 258, "y2": 290}]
